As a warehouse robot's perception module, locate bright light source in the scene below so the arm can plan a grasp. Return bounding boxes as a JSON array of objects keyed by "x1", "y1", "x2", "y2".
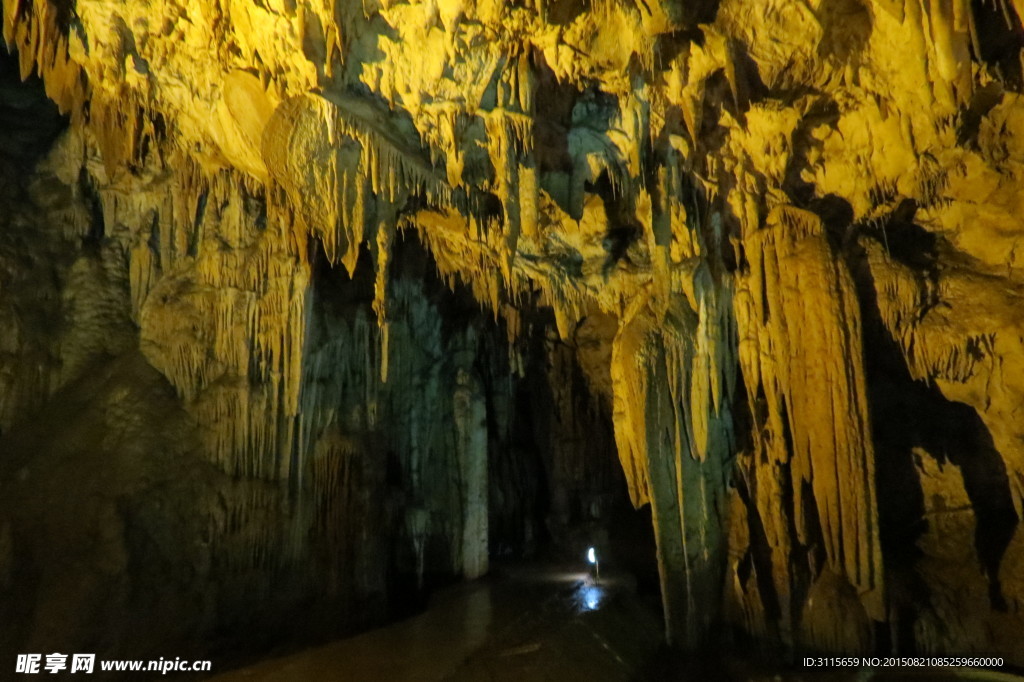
[{"x1": 587, "y1": 546, "x2": 597, "y2": 564}]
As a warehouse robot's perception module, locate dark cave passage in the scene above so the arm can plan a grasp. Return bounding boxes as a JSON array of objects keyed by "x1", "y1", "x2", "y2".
[
  {"x1": 300, "y1": 228, "x2": 662, "y2": 610},
  {"x1": 190, "y1": 232, "x2": 667, "y2": 680}
]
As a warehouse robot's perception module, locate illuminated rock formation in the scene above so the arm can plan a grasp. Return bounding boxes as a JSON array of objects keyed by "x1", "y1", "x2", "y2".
[{"x1": 2, "y1": 0, "x2": 1024, "y2": 666}]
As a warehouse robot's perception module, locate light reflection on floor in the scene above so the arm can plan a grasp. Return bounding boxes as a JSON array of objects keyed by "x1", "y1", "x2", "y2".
[
  {"x1": 499, "y1": 563, "x2": 619, "y2": 614},
  {"x1": 574, "y1": 580, "x2": 605, "y2": 613}
]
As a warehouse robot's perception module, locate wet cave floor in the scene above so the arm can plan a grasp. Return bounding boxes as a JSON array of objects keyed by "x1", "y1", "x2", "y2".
[
  {"x1": 210, "y1": 561, "x2": 664, "y2": 682},
  {"x1": 205, "y1": 562, "x2": 1023, "y2": 682}
]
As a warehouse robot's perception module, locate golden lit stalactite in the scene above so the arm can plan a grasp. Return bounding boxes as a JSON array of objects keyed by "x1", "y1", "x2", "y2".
[
  {"x1": 610, "y1": 281, "x2": 735, "y2": 648},
  {"x1": 135, "y1": 169, "x2": 311, "y2": 484},
  {"x1": 481, "y1": 54, "x2": 536, "y2": 285},
  {"x1": 608, "y1": 172, "x2": 737, "y2": 648},
  {"x1": 373, "y1": 204, "x2": 395, "y2": 383},
  {"x1": 733, "y1": 206, "x2": 883, "y2": 651},
  {"x1": 2, "y1": 0, "x2": 87, "y2": 119},
  {"x1": 215, "y1": 70, "x2": 278, "y2": 182}
]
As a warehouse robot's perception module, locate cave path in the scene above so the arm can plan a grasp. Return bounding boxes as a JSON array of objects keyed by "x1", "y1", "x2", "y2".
[{"x1": 207, "y1": 562, "x2": 660, "y2": 682}]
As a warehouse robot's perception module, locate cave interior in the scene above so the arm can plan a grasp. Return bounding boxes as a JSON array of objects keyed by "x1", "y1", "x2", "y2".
[{"x1": 2, "y1": 0, "x2": 1024, "y2": 679}]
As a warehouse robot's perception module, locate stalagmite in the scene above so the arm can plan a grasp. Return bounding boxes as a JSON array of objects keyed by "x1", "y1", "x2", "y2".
[{"x1": 453, "y1": 362, "x2": 489, "y2": 580}]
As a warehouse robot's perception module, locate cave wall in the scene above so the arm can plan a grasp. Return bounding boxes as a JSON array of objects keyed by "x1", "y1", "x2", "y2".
[{"x1": 3, "y1": 0, "x2": 1024, "y2": 666}]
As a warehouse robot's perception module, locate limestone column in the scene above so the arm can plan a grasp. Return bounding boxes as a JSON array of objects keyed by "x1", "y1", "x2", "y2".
[{"x1": 454, "y1": 366, "x2": 489, "y2": 579}]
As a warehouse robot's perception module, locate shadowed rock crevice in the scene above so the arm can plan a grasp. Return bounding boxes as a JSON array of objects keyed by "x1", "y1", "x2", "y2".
[{"x1": 851, "y1": 232, "x2": 1019, "y2": 649}]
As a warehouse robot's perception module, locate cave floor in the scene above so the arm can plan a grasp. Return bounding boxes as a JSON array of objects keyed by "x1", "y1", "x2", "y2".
[
  {"x1": 207, "y1": 563, "x2": 1024, "y2": 682},
  {"x1": 208, "y1": 561, "x2": 665, "y2": 682}
]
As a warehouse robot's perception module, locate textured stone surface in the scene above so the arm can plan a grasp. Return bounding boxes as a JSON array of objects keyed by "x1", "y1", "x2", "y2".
[{"x1": 2, "y1": 0, "x2": 1024, "y2": 666}]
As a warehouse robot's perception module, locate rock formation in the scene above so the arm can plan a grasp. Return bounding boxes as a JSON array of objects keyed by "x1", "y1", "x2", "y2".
[{"x1": 2, "y1": 0, "x2": 1024, "y2": 667}]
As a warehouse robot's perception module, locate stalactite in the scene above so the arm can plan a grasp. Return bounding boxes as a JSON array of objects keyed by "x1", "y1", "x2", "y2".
[
  {"x1": 373, "y1": 215, "x2": 394, "y2": 382},
  {"x1": 733, "y1": 206, "x2": 884, "y2": 651},
  {"x1": 3, "y1": 0, "x2": 88, "y2": 119},
  {"x1": 262, "y1": 92, "x2": 451, "y2": 280},
  {"x1": 610, "y1": 279, "x2": 735, "y2": 647}
]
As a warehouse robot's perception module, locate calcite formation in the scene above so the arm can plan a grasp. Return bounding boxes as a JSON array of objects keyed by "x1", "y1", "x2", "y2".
[{"x1": 2, "y1": 0, "x2": 1024, "y2": 665}]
